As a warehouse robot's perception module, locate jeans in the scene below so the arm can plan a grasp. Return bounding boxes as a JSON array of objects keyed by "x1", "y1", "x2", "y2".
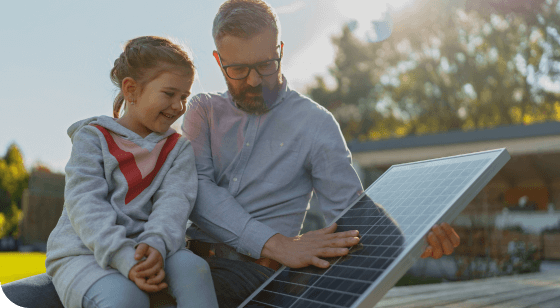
[
  {"x1": 206, "y1": 257, "x2": 275, "y2": 308},
  {"x1": 81, "y1": 249, "x2": 217, "y2": 308},
  {"x1": 2, "y1": 257, "x2": 274, "y2": 308}
]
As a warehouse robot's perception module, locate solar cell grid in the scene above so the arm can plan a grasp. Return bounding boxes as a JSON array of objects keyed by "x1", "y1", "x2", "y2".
[
  {"x1": 245, "y1": 195, "x2": 405, "y2": 308},
  {"x1": 242, "y1": 150, "x2": 509, "y2": 308}
]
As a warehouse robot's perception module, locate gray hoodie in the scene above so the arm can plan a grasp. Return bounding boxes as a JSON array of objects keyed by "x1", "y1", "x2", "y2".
[{"x1": 46, "y1": 115, "x2": 197, "y2": 308}]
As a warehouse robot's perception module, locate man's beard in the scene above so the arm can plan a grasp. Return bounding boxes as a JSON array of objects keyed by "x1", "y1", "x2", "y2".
[{"x1": 227, "y1": 81, "x2": 270, "y2": 115}]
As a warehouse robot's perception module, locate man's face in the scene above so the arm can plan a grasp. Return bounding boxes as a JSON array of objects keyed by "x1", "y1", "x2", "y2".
[{"x1": 214, "y1": 29, "x2": 282, "y2": 114}]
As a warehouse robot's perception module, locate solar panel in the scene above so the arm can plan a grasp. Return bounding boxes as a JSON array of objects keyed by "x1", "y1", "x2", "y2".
[{"x1": 239, "y1": 148, "x2": 510, "y2": 308}]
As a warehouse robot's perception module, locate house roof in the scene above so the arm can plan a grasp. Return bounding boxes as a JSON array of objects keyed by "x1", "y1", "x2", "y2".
[
  {"x1": 347, "y1": 121, "x2": 560, "y2": 169},
  {"x1": 348, "y1": 121, "x2": 560, "y2": 153}
]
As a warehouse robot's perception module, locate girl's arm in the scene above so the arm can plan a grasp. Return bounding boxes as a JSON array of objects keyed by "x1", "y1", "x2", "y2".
[
  {"x1": 64, "y1": 126, "x2": 138, "y2": 278},
  {"x1": 135, "y1": 139, "x2": 197, "y2": 261}
]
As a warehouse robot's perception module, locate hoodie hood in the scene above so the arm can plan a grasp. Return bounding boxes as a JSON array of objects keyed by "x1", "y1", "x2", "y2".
[{"x1": 68, "y1": 115, "x2": 177, "y2": 151}]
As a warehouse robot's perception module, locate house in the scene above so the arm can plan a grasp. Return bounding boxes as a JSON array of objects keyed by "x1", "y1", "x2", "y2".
[{"x1": 347, "y1": 121, "x2": 560, "y2": 262}]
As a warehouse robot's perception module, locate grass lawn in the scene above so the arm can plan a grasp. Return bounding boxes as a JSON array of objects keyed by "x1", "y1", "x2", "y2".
[{"x1": 0, "y1": 252, "x2": 46, "y2": 284}]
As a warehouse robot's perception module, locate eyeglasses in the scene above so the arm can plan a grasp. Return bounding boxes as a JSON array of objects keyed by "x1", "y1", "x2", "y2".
[{"x1": 217, "y1": 42, "x2": 283, "y2": 80}]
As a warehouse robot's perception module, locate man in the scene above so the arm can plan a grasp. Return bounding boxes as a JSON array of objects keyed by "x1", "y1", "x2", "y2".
[
  {"x1": 181, "y1": 0, "x2": 459, "y2": 307},
  {"x1": 2, "y1": 1, "x2": 459, "y2": 307}
]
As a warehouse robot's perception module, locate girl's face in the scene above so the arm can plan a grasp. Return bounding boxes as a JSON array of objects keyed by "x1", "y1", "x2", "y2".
[{"x1": 122, "y1": 70, "x2": 193, "y2": 137}]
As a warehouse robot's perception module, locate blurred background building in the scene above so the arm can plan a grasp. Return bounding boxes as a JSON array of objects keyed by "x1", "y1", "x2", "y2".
[{"x1": 343, "y1": 121, "x2": 560, "y2": 280}]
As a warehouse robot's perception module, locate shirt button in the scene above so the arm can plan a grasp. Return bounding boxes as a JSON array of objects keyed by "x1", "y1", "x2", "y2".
[
  {"x1": 246, "y1": 142, "x2": 250, "y2": 146},
  {"x1": 233, "y1": 178, "x2": 238, "y2": 182},
  {"x1": 280, "y1": 142, "x2": 284, "y2": 147}
]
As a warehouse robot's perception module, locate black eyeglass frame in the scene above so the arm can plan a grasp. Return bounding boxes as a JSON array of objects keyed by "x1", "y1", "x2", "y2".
[{"x1": 217, "y1": 41, "x2": 284, "y2": 80}]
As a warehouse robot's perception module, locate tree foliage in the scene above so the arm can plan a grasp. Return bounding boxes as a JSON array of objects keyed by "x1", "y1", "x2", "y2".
[
  {"x1": 307, "y1": 0, "x2": 560, "y2": 142},
  {"x1": 0, "y1": 144, "x2": 28, "y2": 237}
]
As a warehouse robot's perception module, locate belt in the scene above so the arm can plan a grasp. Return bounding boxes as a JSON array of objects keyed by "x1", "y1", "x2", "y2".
[{"x1": 187, "y1": 240, "x2": 281, "y2": 271}]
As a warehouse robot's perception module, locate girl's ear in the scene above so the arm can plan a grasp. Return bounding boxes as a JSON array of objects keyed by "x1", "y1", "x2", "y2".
[{"x1": 122, "y1": 77, "x2": 138, "y2": 101}]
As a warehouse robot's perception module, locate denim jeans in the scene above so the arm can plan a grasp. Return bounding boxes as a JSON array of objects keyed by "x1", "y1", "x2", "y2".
[
  {"x1": 2, "y1": 257, "x2": 274, "y2": 308},
  {"x1": 80, "y1": 249, "x2": 217, "y2": 308},
  {"x1": 206, "y1": 257, "x2": 275, "y2": 308}
]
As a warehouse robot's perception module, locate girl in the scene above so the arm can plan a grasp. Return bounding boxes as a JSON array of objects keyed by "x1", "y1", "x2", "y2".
[{"x1": 45, "y1": 36, "x2": 219, "y2": 308}]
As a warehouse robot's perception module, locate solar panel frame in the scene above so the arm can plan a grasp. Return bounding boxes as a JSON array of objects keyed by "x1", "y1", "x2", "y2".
[{"x1": 239, "y1": 148, "x2": 510, "y2": 308}]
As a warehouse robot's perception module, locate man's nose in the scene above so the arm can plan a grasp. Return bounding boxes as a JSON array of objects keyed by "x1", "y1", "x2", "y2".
[{"x1": 246, "y1": 68, "x2": 262, "y2": 87}]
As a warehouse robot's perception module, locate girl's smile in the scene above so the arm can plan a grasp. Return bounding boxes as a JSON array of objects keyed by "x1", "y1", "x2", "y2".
[{"x1": 118, "y1": 70, "x2": 194, "y2": 138}]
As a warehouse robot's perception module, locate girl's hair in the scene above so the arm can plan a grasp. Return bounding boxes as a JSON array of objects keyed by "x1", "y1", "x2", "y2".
[{"x1": 110, "y1": 36, "x2": 196, "y2": 118}]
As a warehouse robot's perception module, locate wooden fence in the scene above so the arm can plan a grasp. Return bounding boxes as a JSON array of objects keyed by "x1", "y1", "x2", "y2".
[{"x1": 18, "y1": 172, "x2": 65, "y2": 246}]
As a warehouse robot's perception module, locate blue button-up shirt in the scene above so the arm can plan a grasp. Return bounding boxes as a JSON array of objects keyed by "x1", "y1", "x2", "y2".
[{"x1": 183, "y1": 76, "x2": 363, "y2": 258}]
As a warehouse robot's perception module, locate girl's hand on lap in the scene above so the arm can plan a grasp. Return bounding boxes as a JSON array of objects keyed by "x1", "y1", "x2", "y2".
[
  {"x1": 134, "y1": 244, "x2": 165, "y2": 279},
  {"x1": 129, "y1": 244, "x2": 166, "y2": 291},
  {"x1": 128, "y1": 263, "x2": 168, "y2": 292},
  {"x1": 146, "y1": 268, "x2": 166, "y2": 285},
  {"x1": 134, "y1": 243, "x2": 151, "y2": 261}
]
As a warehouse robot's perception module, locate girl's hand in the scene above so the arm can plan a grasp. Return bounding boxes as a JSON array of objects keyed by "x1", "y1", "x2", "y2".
[
  {"x1": 134, "y1": 243, "x2": 165, "y2": 280},
  {"x1": 128, "y1": 263, "x2": 168, "y2": 292},
  {"x1": 146, "y1": 268, "x2": 166, "y2": 285}
]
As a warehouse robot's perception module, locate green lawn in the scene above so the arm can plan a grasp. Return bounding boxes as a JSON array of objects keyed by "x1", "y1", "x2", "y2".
[{"x1": 0, "y1": 252, "x2": 46, "y2": 284}]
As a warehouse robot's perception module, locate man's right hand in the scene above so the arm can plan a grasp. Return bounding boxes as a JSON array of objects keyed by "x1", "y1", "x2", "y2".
[{"x1": 261, "y1": 223, "x2": 360, "y2": 269}]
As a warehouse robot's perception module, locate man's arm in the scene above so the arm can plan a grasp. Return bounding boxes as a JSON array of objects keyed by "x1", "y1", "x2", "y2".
[
  {"x1": 182, "y1": 98, "x2": 277, "y2": 259},
  {"x1": 182, "y1": 98, "x2": 360, "y2": 266},
  {"x1": 308, "y1": 113, "x2": 364, "y2": 226}
]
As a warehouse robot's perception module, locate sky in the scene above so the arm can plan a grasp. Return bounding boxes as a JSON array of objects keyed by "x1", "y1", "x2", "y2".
[{"x1": 0, "y1": 0, "x2": 414, "y2": 173}]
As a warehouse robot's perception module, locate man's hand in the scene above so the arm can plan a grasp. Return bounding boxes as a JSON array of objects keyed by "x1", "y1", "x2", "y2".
[
  {"x1": 261, "y1": 223, "x2": 360, "y2": 269},
  {"x1": 127, "y1": 243, "x2": 167, "y2": 292},
  {"x1": 420, "y1": 222, "x2": 460, "y2": 259}
]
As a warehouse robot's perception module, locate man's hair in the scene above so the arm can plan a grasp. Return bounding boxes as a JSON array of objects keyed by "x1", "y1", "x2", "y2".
[{"x1": 212, "y1": 0, "x2": 280, "y2": 46}]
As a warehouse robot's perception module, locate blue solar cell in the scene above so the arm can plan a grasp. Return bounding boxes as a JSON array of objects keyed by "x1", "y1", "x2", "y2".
[{"x1": 240, "y1": 149, "x2": 510, "y2": 308}]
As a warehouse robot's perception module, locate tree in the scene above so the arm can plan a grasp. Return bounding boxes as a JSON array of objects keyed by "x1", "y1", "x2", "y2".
[
  {"x1": 307, "y1": 0, "x2": 560, "y2": 142},
  {"x1": 0, "y1": 143, "x2": 28, "y2": 237}
]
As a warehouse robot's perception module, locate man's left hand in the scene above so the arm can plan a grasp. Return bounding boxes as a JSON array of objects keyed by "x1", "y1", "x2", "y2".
[{"x1": 420, "y1": 222, "x2": 460, "y2": 259}]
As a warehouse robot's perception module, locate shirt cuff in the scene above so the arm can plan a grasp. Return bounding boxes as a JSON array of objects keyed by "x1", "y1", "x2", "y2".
[
  {"x1": 237, "y1": 219, "x2": 278, "y2": 259},
  {"x1": 137, "y1": 236, "x2": 167, "y2": 264},
  {"x1": 109, "y1": 245, "x2": 138, "y2": 278}
]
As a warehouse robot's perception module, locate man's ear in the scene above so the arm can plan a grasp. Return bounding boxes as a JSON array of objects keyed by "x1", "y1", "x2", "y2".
[
  {"x1": 122, "y1": 77, "x2": 137, "y2": 101},
  {"x1": 213, "y1": 51, "x2": 221, "y2": 67}
]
